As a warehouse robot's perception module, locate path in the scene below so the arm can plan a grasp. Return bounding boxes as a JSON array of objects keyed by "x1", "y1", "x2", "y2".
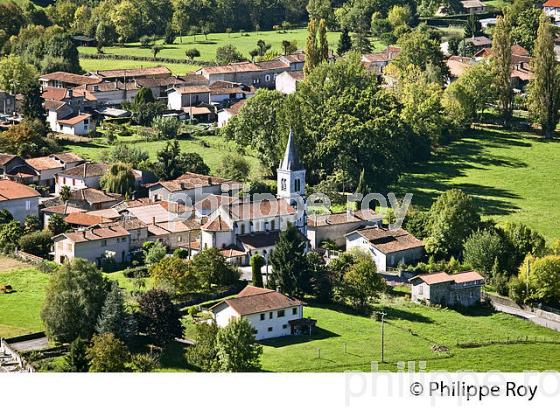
[{"x1": 490, "y1": 300, "x2": 560, "y2": 332}]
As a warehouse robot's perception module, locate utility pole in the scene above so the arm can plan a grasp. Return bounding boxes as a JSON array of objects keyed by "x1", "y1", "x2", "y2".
[{"x1": 375, "y1": 311, "x2": 387, "y2": 363}]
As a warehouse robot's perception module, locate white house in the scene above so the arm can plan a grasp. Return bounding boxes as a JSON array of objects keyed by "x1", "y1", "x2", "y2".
[
  {"x1": 275, "y1": 71, "x2": 304, "y2": 95},
  {"x1": 148, "y1": 172, "x2": 236, "y2": 203},
  {"x1": 217, "y1": 99, "x2": 246, "y2": 128},
  {"x1": 25, "y1": 153, "x2": 84, "y2": 189},
  {"x1": 410, "y1": 271, "x2": 485, "y2": 307},
  {"x1": 544, "y1": 0, "x2": 560, "y2": 24},
  {"x1": 0, "y1": 180, "x2": 40, "y2": 223},
  {"x1": 210, "y1": 286, "x2": 308, "y2": 340},
  {"x1": 53, "y1": 224, "x2": 131, "y2": 265},
  {"x1": 55, "y1": 162, "x2": 109, "y2": 194},
  {"x1": 167, "y1": 85, "x2": 211, "y2": 110},
  {"x1": 345, "y1": 226, "x2": 424, "y2": 272}
]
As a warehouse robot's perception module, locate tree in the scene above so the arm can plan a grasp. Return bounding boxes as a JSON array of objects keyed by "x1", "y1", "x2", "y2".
[
  {"x1": 100, "y1": 163, "x2": 136, "y2": 196},
  {"x1": 41, "y1": 259, "x2": 108, "y2": 343},
  {"x1": 464, "y1": 13, "x2": 482, "y2": 38},
  {"x1": 215, "y1": 44, "x2": 244, "y2": 65},
  {"x1": 318, "y1": 19, "x2": 329, "y2": 63},
  {"x1": 21, "y1": 82, "x2": 45, "y2": 121},
  {"x1": 137, "y1": 289, "x2": 183, "y2": 345},
  {"x1": 337, "y1": 28, "x2": 352, "y2": 55},
  {"x1": 110, "y1": 0, "x2": 142, "y2": 42},
  {"x1": 527, "y1": 12, "x2": 560, "y2": 138},
  {"x1": 250, "y1": 254, "x2": 265, "y2": 288},
  {"x1": 222, "y1": 89, "x2": 285, "y2": 172},
  {"x1": 215, "y1": 317, "x2": 262, "y2": 372},
  {"x1": 107, "y1": 144, "x2": 149, "y2": 168},
  {"x1": 63, "y1": 338, "x2": 89, "y2": 372},
  {"x1": 388, "y1": 4, "x2": 411, "y2": 30},
  {"x1": 87, "y1": 333, "x2": 130, "y2": 372},
  {"x1": 256, "y1": 39, "x2": 271, "y2": 56},
  {"x1": 281, "y1": 39, "x2": 297, "y2": 55},
  {"x1": 96, "y1": 281, "x2": 135, "y2": 341},
  {"x1": 152, "y1": 116, "x2": 181, "y2": 140},
  {"x1": 0, "y1": 209, "x2": 13, "y2": 225},
  {"x1": 518, "y1": 255, "x2": 560, "y2": 304},
  {"x1": 185, "y1": 321, "x2": 219, "y2": 371},
  {"x1": 492, "y1": 13, "x2": 513, "y2": 126},
  {"x1": 425, "y1": 189, "x2": 481, "y2": 259},
  {"x1": 143, "y1": 241, "x2": 167, "y2": 265},
  {"x1": 342, "y1": 258, "x2": 384, "y2": 309},
  {"x1": 0, "y1": 221, "x2": 22, "y2": 253},
  {"x1": 164, "y1": 24, "x2": 176, "y2": 44},
  {"x1": 133, "y1": 87, "x2": 155, "y2": 106},
  {"x1": 18, "y1": 231, "x2": 53, "y2": 258},
  {"x1": 191, "y1": 248, "x2": 240, "y2": 290},
  {"x1": 352, "y1": 30, "x2": 372, "y2": 54},
  {"x1": 307, "y1": 0, "x2": 333, "y2": 23},
  {"x1": 269, "y1": 224, "x2": 309, "y2": 297},
  {"x1": 185, "y1": 48, "x2": 201, "y2": 61},
  {"x1": 48, "y1": 214, "x2": 69, "y2": 236},
  {"x1": 149, "y1": 256, "x2": 199, "y2": 294},
  {"x1": 180, "y1": 152, "x2": 210, "y2": 175},
  {"x1": 0, "y1": 55, "x2": 38, "y2": 95},
  {"x1": 152, "y1": 45, "x2": 163, "y2": 59},
  {"x1": 216, "y1": 153, "x2": 250, "y2": 181},
  {"x1": 130, "y1": 353, "x2": 160, "y2": 372},
  {"x1": 511, "y1": 1, "x2": 541, "y2": 53},
  {"x1": 154, "y1": 140, "x2": 200, "y2": 180},
  {"x1": 95, "y1": 21, "x2": 116, "y2": 53},
  {"x1": 304, "y1": 19, "x2": 319, "y2": 76},
  {"x1": 500, "y1": 222, "x2": 546, "y2": 268},
  {"x1": 0, "y1": 119, "x2": 55, "y2": 158},
  {"x1": 463, "y1": 230, "x2": 509, "y2": 278},
  {"x1": 23, "y1": 215, "x2": 41, "y2": 234},
  {"x1": 307, "y1": 252, "x2": 333, "y2": 302}
]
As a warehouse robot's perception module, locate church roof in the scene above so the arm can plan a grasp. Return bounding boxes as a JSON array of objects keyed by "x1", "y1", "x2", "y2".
[{"x1": 279, "y1": 129, "x2": 303, "y2": 171}]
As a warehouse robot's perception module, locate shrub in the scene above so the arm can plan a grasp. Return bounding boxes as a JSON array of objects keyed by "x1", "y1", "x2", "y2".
[
  {"x1": 18, "y1": 230, "x2": 53, "y2": 258},
  {"x1": 173, "y1": 248, "x2": 189, "y2": 259}
]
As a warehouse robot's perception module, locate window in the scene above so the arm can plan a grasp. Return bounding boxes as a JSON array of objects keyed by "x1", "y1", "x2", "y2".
[
  {"x1": 177, "y1": 236, "x2": 182, "y2": 242},
  {"x1": 271, "y1": 220, "x2": 275, "y2": 230},
  {"x1": 101, "y1": 240, "x2": 107, "y2": 246},
  {"x1": 265, "y1": 74, "x2": 271, "y2": 82},
  {"x1": 292, "y1": 307, "x2": 297, "y2": 315},
  {"x1": 281, "y1": 178, "x2": 287, "y2": 191},
  {"x1": 277, "y1": 310, "x2": 285, "y2": 318},
  {"x1": 25, "y1": 200, "x2": 31, "y2": 211},
  {"x1": 269, "y1": 312, "x2": 273, "y2": 319},
  {"x1": 294, "y1": 178, "x2": 301, "y2": 192},
  {"x1": 267, "y1": 327, "x2": 273, "y2": 332},
  {"x1": 260, "y1": 313, "x2": 265, "y2": 321},
  {"x1": 240, "y1": 224, "x2": 245, "y2": 235},
  {"x1": 282, "y1": 324, "x2": 288, "y2": 329}
]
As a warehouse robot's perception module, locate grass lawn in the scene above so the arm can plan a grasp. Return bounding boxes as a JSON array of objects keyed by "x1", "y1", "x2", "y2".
[
  {"x1": 393, "y1": 125, "x2": 560, "y2": 242},
  {"x1": 80, "y1": 58, "x2": 200, "y2": 76},
  {"x1": 259, "y1": 298, "x2": 560, "y2": 372},
  {"x1": 60, "y1": 133, "x2": 261, "y2": 175},
  {"x1": 0, "y1": 266, "x2": 49, "y2": 338},
  {"x1": 78, "y1": 29, "x2": 382, "y2": 64}
]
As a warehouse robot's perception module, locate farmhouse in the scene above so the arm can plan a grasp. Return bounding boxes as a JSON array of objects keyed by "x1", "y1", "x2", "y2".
[
  {"x1": 211, "y1": 286, "x2": 308, "y2": 340},
  {"x1": 307, "y1": 209, "x2": 381, "y2": 249},
  {"x1": 39, "y1": 71, "x2": 101, "y2": 89},
  {"x1": 88, "y1": 66, "x2": 172, "y2": 82},
  {"x1": 0, "y1": 180, "x2": 40, "y2": 223},
  {"x1": 217, "y1": 99, "x2": 246, "y2": 128},
  {"x1": 345, "y1": 227, "x2": 424, "y2": 272},
  {"x1": 409, "y1": 271, "x2": 485, "y2": 307},
  {"x1": 167, "y1": 85, "x2": 211, "y2": 110},
  {"x1": 54, "y1": 162, "x2": 109, "y2": 194},
  {"x1": 544, "y1": 0, "x2": 560, "y2": 24},
  {"x1": 25, "y1": 153, "x2": 84, "y2": 189},
  {"x1": 361, "y1": 46, "x2": 400, "y2": 75}
]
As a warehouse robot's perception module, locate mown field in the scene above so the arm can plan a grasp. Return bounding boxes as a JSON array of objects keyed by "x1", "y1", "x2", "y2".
[
  {"x1": 79, "y1": 29, "x2": 346, "y2": 64},
  {"x1": 80, "y1": 58, "x2": 199, "y2": 76},
  {"x1": 394, "y1": 125, "x2": 560, "y2": 242},
  {"x1": 260, "y1": 299, "x2": 560, "y2": 372},
  {"x1": 59, "y1": 132, "x2": 261, "y2": 176},
  {"x1": 0, "y1": 263, "x2": 49, "y2": 338}
]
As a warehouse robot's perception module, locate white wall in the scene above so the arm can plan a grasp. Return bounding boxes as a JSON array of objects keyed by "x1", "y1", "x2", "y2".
[{"x1": 0, "y1": 197, "x2": 39, "y2": 223}]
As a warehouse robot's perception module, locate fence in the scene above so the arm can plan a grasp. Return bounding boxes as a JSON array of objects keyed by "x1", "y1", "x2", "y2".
[
  {"x1": 0, "y1": 339, "x2": 35, "y2": 373},
  {"x1": 483, "y1": 292, "x2": 560, "y2": 324},
  {"x1": 14, "y1": 250, "x2": 44, "y2": 264}
]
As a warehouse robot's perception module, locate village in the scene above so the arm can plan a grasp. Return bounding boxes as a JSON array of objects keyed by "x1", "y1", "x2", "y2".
[{"x1": 1, "y1": 0, "x2": 560, "y2": 377}]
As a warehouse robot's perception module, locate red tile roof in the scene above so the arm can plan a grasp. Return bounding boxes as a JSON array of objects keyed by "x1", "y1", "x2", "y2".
[
  {"x1": 212, "y1": 286, "x2": 302, "y2": 316},
  {"x1": 544, "y1": 0, "x2": 560, "y2": 8},
  {"x1": 39, "y1": 72, "x2": 101, "y2": 86},
  {"x1": 64, "y1": 212, "x2": 108, "y2": 226},
  {"x1": 201, "y1": 215, "x2": 231, "y2": 232},
  {"x1": 26, "y1": 156, "x2": 63, "y2": 171},
  {"x1": 41, "y1": 87, "x2": 68, "y2": 101},
  {"x1": 224, "y1": 99, "x2": 247, "y2": 115},
  {"x1": 352, "y1": 227, "x2": 424, "y2": 254},
  {"x1": 0, "y1": 180, "x2": 40, "y2": 201},
  {"x1": 228, "y1": 199, "x2": 296, "y2": 220},
  {"x1": 91, "y1": 66, "x2": 171, "y2": 79},
  {"x1": 308, "y1": 210, "x2": 381, "y2": 227},
  {"x1": 58, "y1": 113, "x2": 91, "y2": 126},
  {"x1": 410, "y1": 271, "x2": 484, "y2": 285},
  {"x1": 63, "y1": 225, "x2": 130, "y2": 243},
  {"x1": 201, "y1": 61, "x2": 263, "y2": 75}
]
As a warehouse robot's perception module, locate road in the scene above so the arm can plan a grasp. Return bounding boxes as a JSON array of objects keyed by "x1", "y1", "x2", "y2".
[{"x1": 490, "y1": 301, "x2": 560, "y2": 332}]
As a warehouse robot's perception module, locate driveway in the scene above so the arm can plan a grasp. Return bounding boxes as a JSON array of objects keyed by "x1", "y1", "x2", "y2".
[{"x1": 491, "y1": 302, "x2": 560, "y2": 332}]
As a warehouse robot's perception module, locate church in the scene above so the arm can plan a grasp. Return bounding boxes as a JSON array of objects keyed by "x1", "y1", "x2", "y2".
[{"x1": 199, "y1": 130, "x2": 307, "y2": 265}]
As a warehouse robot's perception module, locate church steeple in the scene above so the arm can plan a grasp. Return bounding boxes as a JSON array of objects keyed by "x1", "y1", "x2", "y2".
[
  {"x1": 279, "y1": 129, "x2": 302, "y2": 171},
  {"x1": 277, "y1": 129, "x2": 306, "y2": 200}
]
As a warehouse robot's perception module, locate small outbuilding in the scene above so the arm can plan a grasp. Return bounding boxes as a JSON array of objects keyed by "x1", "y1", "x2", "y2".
[{"x1": 409, "y1": 271, "x2": 485, "y2": 307}]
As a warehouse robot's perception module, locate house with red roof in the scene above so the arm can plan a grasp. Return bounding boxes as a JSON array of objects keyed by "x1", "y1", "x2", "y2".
[
  {"x1": 210, "y1": 285, "x2": 313, "y2": 340},
  {"x1": 544, "y1": 0, "x2": 560, "y2": 24},
  {"x1": 0, "y1": 180, "x2": 40, "y2": 223},
  {"x1": 409, "y1": 271, "x2": 485, "y2": 307}
]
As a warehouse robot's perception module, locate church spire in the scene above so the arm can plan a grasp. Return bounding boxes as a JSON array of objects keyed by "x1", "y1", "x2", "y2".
[{"x1": 279, "y1": 129, "x2": 302, "y2": 171}]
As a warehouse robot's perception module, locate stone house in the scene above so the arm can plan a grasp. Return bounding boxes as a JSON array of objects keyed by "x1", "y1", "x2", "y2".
[
  {"x1": 409, "y1": 271, "x2": 485, "y2": 307},
  {"x1": 54, "y1": 163, "x2": 109, "y2": 194},
  {"x1": 0, "y1": 180, "x2": 40, "y2": 223},
  {"x1": 345, "y1": 227, "x2": 424, "y2": 272}
]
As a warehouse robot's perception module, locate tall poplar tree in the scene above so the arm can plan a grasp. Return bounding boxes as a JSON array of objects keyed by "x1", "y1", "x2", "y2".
[
  {"x1": 304, "y1": 19, "x2": 319, "y2": 77},
  {"x1": 492, "y1": 13, "x2": 513, "y2": 126},
  {"x1": 528, "y1": 12, "x2": 560, "y2": 138},
  {"x1": 318, "y1": 18, "x2": 329, "y2": 63}
]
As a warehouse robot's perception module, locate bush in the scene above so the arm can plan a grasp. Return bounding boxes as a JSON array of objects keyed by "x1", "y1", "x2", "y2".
[
  {"x1": 173, "y1": 248, "x2": 189, "y2": 259},
  {"x1": 123, "y1": 266, "x2": 149, "y2": 278},
  {"x1": 18, "y1": 230, "x2": 53, "y2": 258}
]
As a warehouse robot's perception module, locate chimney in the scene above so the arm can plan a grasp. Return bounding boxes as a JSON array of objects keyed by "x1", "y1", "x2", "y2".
[
  {"x1": 67, "y1": 88, "x2": 73, "y2": 99},
  {"x1": 276, "y1": 286, "x2": 281, "y2": 293},
  {"x1": 152, "y1": 216, "x2": 156, "y2": 225}
]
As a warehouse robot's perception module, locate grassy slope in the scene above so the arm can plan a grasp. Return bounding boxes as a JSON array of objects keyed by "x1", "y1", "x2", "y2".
[
  {"x1": 79, "y1": 29, "x2": 380, "y2": 63},
  {"x1": 0, "y1": 268, "x2": 49, "y2": 338},
  {"x1": 60, "y1": 133, "x2": 260, "y2": 175},
  {"x1": 393, "y1": 126, "x2": 560, "y2": 242},
  {"x1": 260, "y1": 300, "x2": 560, "y2": 372},
  {"x1": 80, "y1": 59, "x2": 200, "y2": 76}
]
